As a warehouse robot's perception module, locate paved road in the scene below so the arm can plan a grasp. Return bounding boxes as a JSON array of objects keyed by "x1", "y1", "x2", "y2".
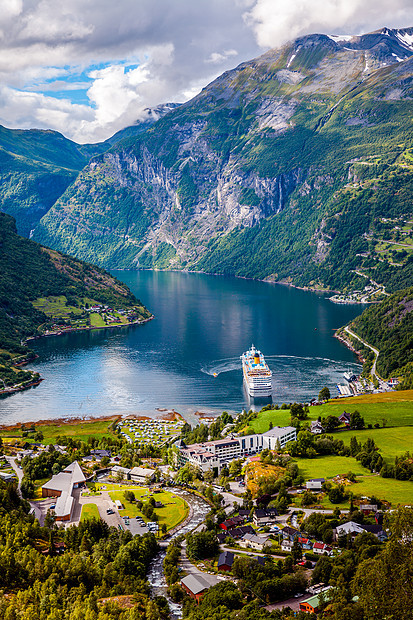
[
  {"x1": 220, "y1": 545, "x2": 285, "y2": 560},
  {"x1": 180, "y1": 541, "x2": 223, "y2": 587},
  {"x1": 6, "y1": 456, "x2": 48, "y2": 524},
  {"x1": 344, "y1": 326, "x2": 380, "y2": 378},
  {"x1": 221, "y1": 490, "x2": 243, "y2": 514},
  {"x1": 6, "y1": 456, "x2": 23, "y2": 492}
]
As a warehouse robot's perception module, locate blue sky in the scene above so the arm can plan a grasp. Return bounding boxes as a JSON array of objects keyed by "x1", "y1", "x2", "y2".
[{"x1": 0, "y1": 0, "x2": 411, "y2": 143}]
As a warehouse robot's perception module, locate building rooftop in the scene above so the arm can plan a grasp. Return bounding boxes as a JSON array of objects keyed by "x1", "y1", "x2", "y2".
[
  {"x1": 218, "y1": 551, "x2": 234, "y2": 567},
  {"x1": 181, "y1": 574, "x2": 211, "y2": 595},
  {"x1": 130, "y1": 466, "x2": 156, "y2": 478},
  {"x1": 262, "y1": 426, "x2": 296, "y2": 438}
]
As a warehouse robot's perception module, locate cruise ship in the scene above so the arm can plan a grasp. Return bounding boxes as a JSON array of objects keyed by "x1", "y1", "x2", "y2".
[{"x1": 241, "y1": 345, "x2": 272, "y2": 397}]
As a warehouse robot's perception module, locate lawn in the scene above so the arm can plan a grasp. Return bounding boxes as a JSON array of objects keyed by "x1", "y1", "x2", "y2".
[
  {"x1": 351, "y1": 475, "x2": 413, "y2": 506},
  {"x1": 248, "y1": 409, "x2": 295, "y2": 433},
  {"x1": 81, "y1": 503, "x2": 101, "y2": 522},
  {"x1": 339, "y1": 426, "x2": 413, "y2": 464},
  {"x1": 294, "y1": 455, "x2": 370, "y2": 479},
  {"x1": 310, "y1": 391, "x2": 413, "y2": 427},
  {"x1": 89, "y1": 313, "x2": 106, "y2": 328},
  {"x1": 248, "y1": 391, "x2": 413, "y2": 434},
  {"x1": 32, "y1": 477, "x2": 50, "y2": 500},
  {"x1": 0, "y1": 418, "x2": 119, "y2": 444},
  {"x1": 293, "y1": 455, "x2": 413, "y2": 507},
  {"x1": 32, "y1": 296, "x2": 83, "y2": 317},
  {"x1": 104, "y1": 485, "x2": 189, "y2": 531}
]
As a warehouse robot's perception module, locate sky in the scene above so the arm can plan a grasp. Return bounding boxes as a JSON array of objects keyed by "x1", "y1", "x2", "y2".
[{"x1": 1, "y1": 0, "x2": 412, "y2": 144}]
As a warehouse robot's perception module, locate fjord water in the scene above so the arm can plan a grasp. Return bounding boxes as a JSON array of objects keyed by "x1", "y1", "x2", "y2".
[{"x1": 0, "y1": 271, "x2": 364, "y2": 425}]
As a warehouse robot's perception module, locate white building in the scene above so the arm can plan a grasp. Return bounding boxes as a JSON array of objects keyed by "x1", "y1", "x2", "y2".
[
  {"x1": 130, "y1": 466, "x2": 156, "y2": 484},
  {"x1": 177, "y1": 426, "x2": 297, "y2": 473},
  {"x1": 306, "y1": 478, "x2": 325, "y2": 491},
  {"x1": 261, "y1": 426, "x2": 297, "y2": 450},
  {"x1": 41, "y1": 461, "x2": 86, "y2": 522},
  {"x1": 239, "y1": 533, "x2": 270, "y2": 551}
]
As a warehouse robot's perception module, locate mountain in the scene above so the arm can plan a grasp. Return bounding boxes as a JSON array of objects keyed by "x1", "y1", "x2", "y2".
[
  {"x1": 33, "y1": 27, "x2": 413, "y2": 294},
  {"x1": 0, "y1": 104, "x2": 180, "y2": 238},
  {"x1": 339, "y1": 285, "x2": 413, "y2": 388},
  {"x1": 0, "y1": 125, "x2": 90, "y2": 237},
  {"x1": 0, "y1": 212, "x2": 150, "y2": 390}
]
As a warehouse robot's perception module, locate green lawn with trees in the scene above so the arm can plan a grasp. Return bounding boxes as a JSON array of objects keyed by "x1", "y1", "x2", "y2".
[
  {"x1": 106, "y1": 486, "x2": 188, "y2": 531},
  {"x1": 80, "y1": 503, "x2": 100, "y2": 522}
]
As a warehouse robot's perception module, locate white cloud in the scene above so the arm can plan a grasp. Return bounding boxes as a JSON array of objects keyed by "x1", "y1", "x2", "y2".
[
  {"x1": 0, "y1": 0, "x2": 412, "y2": 142},
  {"x1": 244, "y1": 0, "x2": 413, "y2": 48},
  {"x1": 206, "y1": 49, "x2": 238, "y2": 64}
]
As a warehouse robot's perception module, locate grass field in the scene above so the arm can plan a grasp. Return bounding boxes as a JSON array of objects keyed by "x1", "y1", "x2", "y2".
[
  {"x1": 339, "y1": 426, "x2": 413, "y2": 464},
  {"x1": 310, "y1": 391, "x2": 413, "y2": 427},
  {"x1": 0, "y1": 418, "x2": 118, "y2": 444},
  {"x1": 293, "y1": 455, "x2": 413, "y2": 507},
  {"x1": 102, "y1": 485, "x2": 189, "y2": 531},
  {"x1": 247, "y1": 391, "x2": 413, "y2": 436},
  {"x1": 89, "y1": 313, "x2": 106, "y2": 327},
  {"x1": 351, "y1": 475, "x2": 413, "y2": 506},
  {"x1": 294, "y1": 455, "x2": 370, "y2": 480},
  {"x1": 81, "y1": 503, "x2": 100, "y2": 522},
  {"x1": 32, "y1": 296, "x2": 83, "y2": 317},
  {"x1": 248, "y1": 410, "x2": 294, "y2": 433}
]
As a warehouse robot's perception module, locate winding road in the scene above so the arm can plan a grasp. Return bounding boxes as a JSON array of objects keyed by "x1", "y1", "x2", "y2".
[{"x1": 344, "y1": 326, "x2": 380, "y2": 378}]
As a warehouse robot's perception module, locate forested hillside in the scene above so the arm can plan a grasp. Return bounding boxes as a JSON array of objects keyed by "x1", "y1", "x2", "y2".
[
  {"x1": 0, "y1": 105, "x2": 181, "y2": 239},
  {"x1": 34, "y1": 28, "x2": 413, "y2": 295},
  {"x1": 0, "y1": 213, "x2": 150, "y2": 390},
  {"x1": 346, "y1": 286, "x2": 413, "y2": 386}
]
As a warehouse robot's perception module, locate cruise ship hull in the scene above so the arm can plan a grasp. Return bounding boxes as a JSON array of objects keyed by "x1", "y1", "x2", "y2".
[{"x1": 241, "y1": 346, "x2": 273, "y2": 398}]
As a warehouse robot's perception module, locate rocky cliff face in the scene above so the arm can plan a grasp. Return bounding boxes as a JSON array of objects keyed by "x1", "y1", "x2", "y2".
[{"x1": 34, "y1": 28, "x2": 413, "y2": 292}]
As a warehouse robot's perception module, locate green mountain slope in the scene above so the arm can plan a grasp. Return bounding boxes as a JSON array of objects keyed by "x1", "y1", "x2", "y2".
[
  {"x1": 342, "y1": 286, "x2": 413, "y2": 386},
  {"x1": 34, "y1": 28, "x2": 413, "y2": 295},
  {"x1": 0, "y1": 105, "x2": 181, "y2": 238},
  {"x1": 0, "y1": 212, "x2": 151, "y2": 391},
  {"x1": 0, "y1": 125, "x2": 90, "y2": 237}
]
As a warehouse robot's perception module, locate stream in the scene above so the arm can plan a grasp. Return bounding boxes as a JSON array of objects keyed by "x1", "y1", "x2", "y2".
[{"x1": 146, "y1": 489, "x2": 211, "y2": 618}]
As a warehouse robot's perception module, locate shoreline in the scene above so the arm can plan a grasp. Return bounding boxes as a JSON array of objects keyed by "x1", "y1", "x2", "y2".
[
  {"x1": 132, "y1": 266, "x2": 338, "y2": 295},
  {"x1": 0, "y1": 315, "x2": 154, "y2": 399},
  {"x1": 334, "y1": 330, "x2": 366, "y2": 365},
  {"x1": 0, "y1": 410, "x2": 185, "y2": 432},
  {"x1": 25, "y1": 314, "x2": 154, "y2": 344}
]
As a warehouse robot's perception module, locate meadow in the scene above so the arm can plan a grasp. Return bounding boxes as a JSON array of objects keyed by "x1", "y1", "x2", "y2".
[
  {"x1": 0, "y1": 417, "x2": 118, "y2": 444},
  {"x1": 98, "y1": 484, "x2": 189, "y2": 531},
  {"x1": 339, "y1": 426, "x2": 413, "y2": 464},
  {"x1": 80, "y1": 503, "x2": 100, "y2": 522},
  {"x1": 248, "y1": 391, "x2": 413, "y2": 433}
]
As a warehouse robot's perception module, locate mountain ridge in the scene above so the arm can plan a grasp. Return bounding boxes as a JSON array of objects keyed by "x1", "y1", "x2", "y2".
[{"x1": 32, "y1": 27, "x2": 413, "y2": 297}]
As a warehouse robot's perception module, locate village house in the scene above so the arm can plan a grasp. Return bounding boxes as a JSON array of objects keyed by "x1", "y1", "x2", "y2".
[
  {"x1": 219, "y1": 515, "x2": 245, "y2": 530},
  {"x1": 310, "y1": 420, "x2": 324, "y2": 434},
  {"x1": 339, "y1": 412, "x2": 351, "y2": 426},
  {"x1": 129, "y1": 466, "x2": 156, "y2": 484},
  {"x1": 253, "y1": 507, "x2": 278, "y2": 527},
  {"x1": 282, "y1": 525, "x2": 300, "y2": 541},
  {"x1": 181, "y1": 574, "x2": 211, "y2": 603},
  {"x1": 217, "y1": 550, "x2": 234, "y2": 572},
  {"x1": 299, "y1": 588, "x2": 332, "y2": 614},
  {"x1": 239, "y1": 533, "x2": 270, "y2": 552},
  {"x1": 298, "y1": 537, "x2": 313, "y2": 550},
  {"x1": 359, "y1": 504, "x2": 378, "y2": 515},
  {"x1": 335, "y1": 520, "x2": 386, "y2": 541},
  {"x1": 312, "y1": 542, "x2": 333, "y2": 555},
  {"x1": 281, "y1": 540, "x2": 294, "y2": 552},
  {"x1": 306, "y1": 478, "x2": 325, "y2": 491}
]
